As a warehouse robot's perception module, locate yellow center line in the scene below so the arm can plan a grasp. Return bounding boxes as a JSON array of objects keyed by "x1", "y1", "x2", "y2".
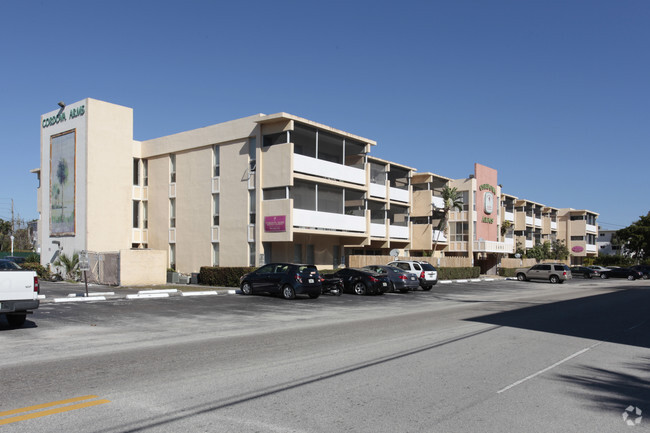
[{"x1": 0, "y1": 396, "x2": 110, "y2": 426}]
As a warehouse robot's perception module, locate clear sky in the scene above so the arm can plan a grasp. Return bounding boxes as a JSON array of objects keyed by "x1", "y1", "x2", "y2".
[{"x1": 1, "y1": 0, "x2": 648, "y2": 230}]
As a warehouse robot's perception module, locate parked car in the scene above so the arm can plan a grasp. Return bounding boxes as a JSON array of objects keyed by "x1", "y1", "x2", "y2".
[
  {"x1": 570, "y1": 266, "x2": 600, "y2": 279},
  {"x1": 239, "y1": 263, "x2": 322, "y2": 299},
  {"x1": 629, "y1": 265, "x2": 650, "y2": 280},
  {"x1": 387, "y1": 260, "x2": 438, "y2": 290},
  {"x1": 0, "y1": 259, "x2": 39, "y2": 327},
  {"x1": 320, "y1": 275, "x2": 343, "y2": 295},
  {"x1": 601, "y1": 267, "x2": 643, "y2": 280},
  {"x1": 362, "y1": 265, "x2": 420, "y2": 293},
  {"x1": 588, "y1": 266, "x2": 611, "y2": 278},
  {"x1": 325, "y1": 268, "x2": 391, "y2": 295},
  {"x1": 3, "y1": 256, "x2": 26, "y2": 265},
  {"x1": 515, "y1": 263, "x2": 572, "y2": 284}
]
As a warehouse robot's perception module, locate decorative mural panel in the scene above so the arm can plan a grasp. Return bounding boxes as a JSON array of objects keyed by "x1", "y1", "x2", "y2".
[{"x1": 50, "y1": 130, "x2": 76, "y2": 236}]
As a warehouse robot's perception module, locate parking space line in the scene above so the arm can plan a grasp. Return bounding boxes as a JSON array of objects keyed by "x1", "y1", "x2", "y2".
[{"x1": 0, "y1": 395, "x2": 110, "y2": 426}]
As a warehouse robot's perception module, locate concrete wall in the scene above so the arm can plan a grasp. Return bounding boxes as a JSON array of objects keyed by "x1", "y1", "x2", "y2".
[{"x1": 120, "y1": 249, "x2": 167, "y2": 285}]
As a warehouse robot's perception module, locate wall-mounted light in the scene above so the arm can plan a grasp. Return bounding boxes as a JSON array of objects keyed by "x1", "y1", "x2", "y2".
[{"x1": 57, "y1": 101, "x2": 66, "y2": 109}]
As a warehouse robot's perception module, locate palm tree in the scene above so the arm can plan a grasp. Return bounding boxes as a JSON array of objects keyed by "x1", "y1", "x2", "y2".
[
  {"x1": 432, "y1": 186, "x2": 464, "y2": 255},
  {"x1": 53, "y1": 251, "x2": 79, "y2": 280}
]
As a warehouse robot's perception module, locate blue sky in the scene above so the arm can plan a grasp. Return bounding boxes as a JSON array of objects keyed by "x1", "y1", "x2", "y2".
[{"x1": 1, "y1": 0, "x2": 648, "y2": 230}]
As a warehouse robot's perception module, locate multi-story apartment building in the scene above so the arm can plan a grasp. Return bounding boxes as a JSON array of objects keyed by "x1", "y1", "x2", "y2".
[
  {"x1": 558, "y1": 209, "x2": 599, "y2": 263},
  {"x1": 34, "y1": 98, "x2": 599, "y2": 283}
]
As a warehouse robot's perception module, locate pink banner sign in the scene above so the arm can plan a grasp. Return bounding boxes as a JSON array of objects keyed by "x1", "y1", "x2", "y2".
[
  {"x1": 264, "y1": 215, "x2": 286, "y2": 232},
  {"x1": 571, "y1": 246, "x2": 584, "y2": 253}
]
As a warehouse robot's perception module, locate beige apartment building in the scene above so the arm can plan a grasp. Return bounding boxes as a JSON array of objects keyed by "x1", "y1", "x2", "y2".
[{"x1": 35, "y1": 98, "x2": 598, "y2": 284}]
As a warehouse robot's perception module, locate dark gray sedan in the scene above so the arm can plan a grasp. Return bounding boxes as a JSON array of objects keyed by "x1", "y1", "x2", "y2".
[{"x1": 362, "y1": 265, "x2": 420, "y2": 293}]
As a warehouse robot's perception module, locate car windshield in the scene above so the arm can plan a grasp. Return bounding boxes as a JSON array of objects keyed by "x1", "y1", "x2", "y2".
[
  {"x1": 298, "y1": 265, "x2": 318, "y2": 276},
  {"x1": 0, "y1": 260, "x2": 21, "y2": 270}
]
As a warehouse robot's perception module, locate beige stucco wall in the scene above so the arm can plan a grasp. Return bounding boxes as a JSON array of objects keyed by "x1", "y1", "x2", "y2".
[
  {"x1": 120, "y1": 249, "x2": 167, "y2": 285},
  {"x1": 412, "y1": 190, "x2": 432, "y2": 217},
  {"x1": 86, "y1": 99, "x2": 134, "y2": 252},
  {"x1": 261, "y1": 142, "x2": 293, "y2": 188}
]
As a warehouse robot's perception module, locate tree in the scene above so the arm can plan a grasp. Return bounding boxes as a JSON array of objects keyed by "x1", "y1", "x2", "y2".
[
  {"x1": 616, "y1": 212, "x2": 650, "y2": 261},
  {"x1": 56, "y1": 159, "x2": 69, "y2": 217},
  {"x1": 550, "y1": 239, "x2": 569, "y2": 260},
  {"x1": 53, "y1": 251, "x2": 79, "y2": 280},
  {"x1": 432, "y1": 186, "x2": 464, "y2": 254}
]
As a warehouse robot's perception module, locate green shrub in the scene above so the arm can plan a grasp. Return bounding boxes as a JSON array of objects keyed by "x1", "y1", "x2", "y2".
[
  {"x1": 21, "y1": 262, "x2": 51, "y2": 280},
  {"x1": 437, "y1": 267, "x2": 480, "y2": 280},
  {"x1": 498, "y1": 268, "x2": 518, "y2": 278},
  {"x1": 199, "y1": 266, "x2": 256, "y2": 287}
]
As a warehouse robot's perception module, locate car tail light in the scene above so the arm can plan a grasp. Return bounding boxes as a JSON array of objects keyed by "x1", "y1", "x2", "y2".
[
  {"x1": 34, "y1": 276, "x2": 40, "y2": 294},
  {"x1": 420, "y1": 271, "x2": 425, "y2": 279},
  {"x1": 319, "y1": 276, "x2": 325, "y2": 282},
  {"x1": 563, "y1": 271, "x2": 567, "y2": 276},
  {"x1": 399, "y1": 275, "x2": 408, "y2": 280},
  {"x1": 368, "y1": 276, "x2": 378, "y2": 282},
  {"x1": 294, "y1": 274, "x2": 303, "y2": 283}
]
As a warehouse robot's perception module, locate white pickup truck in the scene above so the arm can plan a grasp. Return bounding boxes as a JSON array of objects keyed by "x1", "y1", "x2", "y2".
[{"x1": 0, "y1": 259, "x2": 40, "y2": 328}]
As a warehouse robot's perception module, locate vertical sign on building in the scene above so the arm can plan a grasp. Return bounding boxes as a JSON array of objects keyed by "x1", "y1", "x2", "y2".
[
  {"x1": 50, "y1": 130, "x2": 76, "y2": 236},
  {"x1": 475, "y1": 163, "x2": 498, "y2": 242}
]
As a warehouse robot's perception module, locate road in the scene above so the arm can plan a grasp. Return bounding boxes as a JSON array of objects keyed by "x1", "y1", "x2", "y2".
[{"x1": 2, "y1": 278, "x2": 649, "y2": 432}]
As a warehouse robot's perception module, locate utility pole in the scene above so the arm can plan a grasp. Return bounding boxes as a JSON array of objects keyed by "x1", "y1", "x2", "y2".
[{"x1": 11, "y1": 198, "x2": 14, "y2": 234}]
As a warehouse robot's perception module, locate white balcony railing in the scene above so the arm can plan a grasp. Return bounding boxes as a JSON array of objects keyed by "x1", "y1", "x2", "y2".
[
  {"x1": 535, "y1": 219, "x2": 542, "y2": 227},
  {"x1": 504, "y1": 211, "x2": 515, "y2": 222},
  {"x1": 586, "y1": 244, "x2": 597, "y2": 253},
  {"x1": 293, "y1": 209, "x2": 365, "y2": 233},
  {"x1": 389, "y1": 187, "x2": 409, "y2": 203},
  {"x1": 432, "y1": 196, "x2": 445, "y2": 209},
  {"x1": 370, "y1": 223, "x2": 386, "y2": 238},
  {"x1": 474, "y1": 240, "x2": 515, "y2": 253},
  {"x1": 432, "y1": 230, "x2": 447, "y2": 242},
  {"x1": 293, "y1": 154, "x2": 365, "y2": 185},
  {"x1": 525, "y1": 216, "x2": 533, "y2": 225},
  {"x1": 551, "y1": 221, "x2": 557, "y2": 230},
  {"x1": 586, "y1": 224, "x2": 598, "y2": 233},
  {"x1": 389, "y1": 225, "x2": 409, "y2": 239},
  {"x1": 369, "y1": 183, "x2": 387, "y2": 199},
  {"x1": 525, "y1": 239, "x2": 534, "y2": 248}
]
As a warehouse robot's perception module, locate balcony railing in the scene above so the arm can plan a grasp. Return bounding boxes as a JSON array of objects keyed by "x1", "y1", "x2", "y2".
[
  {"x1": 293, "y1": 154, "x2": 365, "y2": 185},
  {"x1": 432, "y1": 196, "x2": 444, "y2": 209},
  {"x1": 389, "y1": 187, "x2": 409, "y2": 203},
  {"x1": 389, "y1": 225, "x2": 409, "y2": 239},
  {"x1": 525, "y1": 216, "x2": 533, "y2": 225},
  {"x1": 370, "y1": 223, "x2": 386, "y2": 238},
  {"x1": 369, "y1": 183, "x2": 386, "y2": 199},
  {"x1": 432, "y1": 230, "x2": 447, "y2": 243},
  {"x1": 586, "y1": 224, "x2": 598, "y2": 233},
  {"x1": 504, "y1": 211, "x2": 514, "y2": 222},
  {"x1": 293, "y1": 209, "x2": 365, "y2": 233},
  {"x1": 586, "y1": 244, "x2": 597, "y2": 253}
]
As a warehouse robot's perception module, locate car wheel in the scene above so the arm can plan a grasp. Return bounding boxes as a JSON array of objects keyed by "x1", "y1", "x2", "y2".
[
  {"x1": 399, "y1": 289, "x2": 409, "y2": 293},
  {"x1": 586, "y1": 274, "x2": 592, "y2": 279},
  {"x1": 6, "y1": 313, "x2": 26, "y2": 328},
  {"x1": 422, "y1": 285, "x2": 432, "y2": 291},
  {"x1": 308, "y1": 292, "x2": 320, "y2": 299},
  {"x1": 642, "y1": 275, "x2": 648, "y2": 280},
  {"x1": 353, "y1": 281, "x2": 367, "y2": 295},
  {"x1": 600, "y1": 273, "x2": 608, "y2": 279},
  {"x1": 517, "y1": 273, "x2": 527, "y2": 281},
  {"x1": 550, "y1": 275, "x2": 560, "y2": 284},
  {"x1": 627, "y1": 275, "x2": 635, "y2": 281},
  {"x1": 389, "y1": 282, "x2": 396, "y2": 293},
  {"x1": 241, "y1": 282, "x2": 253, "y2": 295},
  {"x1": 282, "y1": 285, "x2": 296, "y2": 299}
]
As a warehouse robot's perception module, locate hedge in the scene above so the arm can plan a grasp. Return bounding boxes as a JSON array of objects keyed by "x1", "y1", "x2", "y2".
[
  {"x1": 437, "y1": 267, "x2": 480, "y2": 280},
  {"x1": 199, "y1": 266, "x2": 256, "y2": 287},
  {"x1": 20, "y1": 262, "x2": 52, "y2": 280},
  {"x1": 498, "y1": 268, "x2": 518, "y2": 278}
]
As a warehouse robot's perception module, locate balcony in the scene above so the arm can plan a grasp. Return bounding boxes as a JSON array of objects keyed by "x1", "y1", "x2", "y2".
[
  {"x1": 370, "y1": 223, "x2": 386, "y2": 238},
  {"x1": 525, "y1": 216, "x2": 533, "y2": 225},
  {"x1": 389, "y1": 187, "x2": 409, "y2": 203},
  {"x1": 432, "y1": 196, "x2": 445, "y2": 209},
  {"x1": 474, "y1": 240, "x2": 514, "y2": 253},
  {"x1": 432, "y1": 230, "x2": 447, "y2": 243},
  {"x1": 293, "y1": 209, "x2": 365, "y2": 233},
  {"x1": 586, "y1": 244, "x2": 597, "y2": 253},
  {"x1": 293, "y1": 154, "x2": 365, "y2": 185},
  {"x1": 389, "y1": 225, "x2": 409, "y2": 239},
  {"x1": 525, "y1": 239, "x2": 534, "y2": 248},
  {"x1": 535, "y1": 218, "x2": 542, "y2": 228},
  {"x1": 504, "y1": 211, "x2": 514, "y2": 222},
  {"x1": 586, "y1": 224, "x2": 597, "y2": 233},
  {"x1": 369, "y1": 183, "x2": 386, "y2": 199},
  {"x1": 551, "y1": 221, "x2": 557, "y2": 230}
]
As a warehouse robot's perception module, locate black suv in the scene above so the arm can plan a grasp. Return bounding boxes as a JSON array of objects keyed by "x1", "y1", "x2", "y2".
[{"x1": 240, "y1": 263, "x2": 322, "y2": 299}]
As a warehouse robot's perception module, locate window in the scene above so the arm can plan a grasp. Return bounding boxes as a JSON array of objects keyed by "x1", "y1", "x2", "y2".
[
  {"x1": 249, "y1": 137, "x2": 257, "y2": 171},
  {"x1": 318, "y1": 184, "x2": 343, "y2": 214},
  {"x1": 212, "y1": 243, "x2": 219, "y2": 266},
  {"x1": 249, "y1": 242, "x2": 255, "y2": 266},
  {"x1": 570, "y1": 215, "x2": 584, "y2": 221},
  {"x1": 132, "y1": 200, "x2": 140, "y2": 228},
  {"x1": 263, "y1": 131, "x2": 288, "y2": 147},
  {"x1": 143, "y1": 160, "x2": 148, "y2": 186},
  {"x1": 317, "y1": 131, "x2": 343, "y2": 164},
  {"x1": 306, "y1": 245, "x2": 315, "y2": 264},
  {"x1": 142, "y1": 202, "x2": 148, "y2": 229},
  {"x1": 388, "y1": 205, "x2": 409, "y2": 227},
  {"x1": 213, "y1": 145, "x2": 220, "y2": 177},
  {"x1": 133, "y1": 158, "x2": 140, "y2": 186},
  {"x1": 169, "y1": 244, "x2": 176, "y2": 270},
  {"x1": 293, "y1": 244, "x2": 303, "y2": 263},
  {"x1": 291, "y1": 181, "x2": 316, "y2": 210},
  {"x1": 345, "y1": 190, "x2": 365, "y2": 216},
  {"x1": 213, "y1": 194, "x2": 219, "y2": 226},
  {"x1": 170, "y1": 198, "x2": 176, "y2": 228},
  {"x1": 249, "y1": 190, "x2": 256, "y2": 224},
  {"x1": 263, "y1": 187, "x2": 287, "y2": 200},
  {"x1": 170, "y1": 154, "x2": 176, "y2": 183},
  {"x1": 450, "y1": 222, "x2": 469, "y2": 242},
  {"x1": 571, "y1": 236, "x2": 584, "y2": 241},
  {"x1": 370, "y1": 163, "x2": 386, "y2": 185},
  {"x1": 460, "y1": 191, "x2": 470, "y2": 211},
  {"x1": 292, "y1": 124, "x2": 316, "y2": 157}
]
